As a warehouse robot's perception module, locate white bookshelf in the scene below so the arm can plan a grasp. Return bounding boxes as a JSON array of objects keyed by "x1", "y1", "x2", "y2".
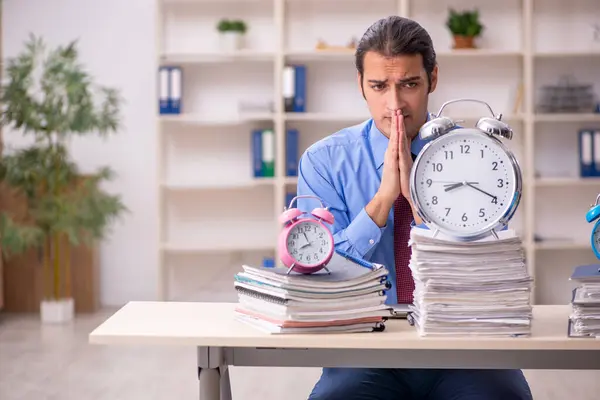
[{"x1": 156, "y1": 0, "x2": 600, "y2": 303}]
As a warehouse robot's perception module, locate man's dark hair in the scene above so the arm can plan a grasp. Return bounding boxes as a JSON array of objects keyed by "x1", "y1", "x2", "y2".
[{"x1": 355, "y1": 16, "x2": 437, "y2": 94}]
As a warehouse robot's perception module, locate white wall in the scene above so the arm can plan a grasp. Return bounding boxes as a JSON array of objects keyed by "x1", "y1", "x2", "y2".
[{"x1": 3, "y1": 0, "x2": 159, "y2": 305}]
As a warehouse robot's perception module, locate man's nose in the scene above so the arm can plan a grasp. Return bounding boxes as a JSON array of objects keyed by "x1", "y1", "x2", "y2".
[{"x1": 386, "y1": 87, "x2": 406, "y2": 112}]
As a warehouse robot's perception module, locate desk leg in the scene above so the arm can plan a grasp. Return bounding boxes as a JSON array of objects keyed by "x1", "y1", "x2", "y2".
[
  {"x1": 197, "y1": 347, "x2": 232, "y2": 400},
  {"x1": 219, "y1": 365, "x2": 232, "y2": 400},
  {"x1": 199, "y1": 368, "x2": 220, "y2": 400}
]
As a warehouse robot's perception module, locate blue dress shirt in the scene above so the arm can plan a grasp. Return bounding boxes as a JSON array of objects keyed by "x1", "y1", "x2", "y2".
[{"x1": 296, "y1": 116, "x2": 434, "y2": 305}]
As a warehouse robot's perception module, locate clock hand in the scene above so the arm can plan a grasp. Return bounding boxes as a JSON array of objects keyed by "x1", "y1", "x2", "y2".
[
  {"x1": 444, "y1": 182, "x2": 464, "y2": 192},
  {"x1": 466, "y1": 182, "x2": 496, "y2": 200},
  {"x1": 443, "y1": 181, "x2": 479, "y2": 188}
]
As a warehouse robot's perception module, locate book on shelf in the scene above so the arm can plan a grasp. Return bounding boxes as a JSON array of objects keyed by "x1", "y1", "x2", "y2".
[
  {"x1": 233, "y1": 249, "x2": 393, "y2": 334},
  {"x1": 283, "y1": 64, "x2": 306, "y2": 113},
  {"x1": 568, "y1": 264, "x2": 600, "y2": 338},
  {"x1": 158, "y1": 66, "x2": 182, "y2": 115},
  {"x1": 251, "y1": 128, "x2": 299, "y2": 178},
  {"x1": 407, "y1": 226, "x2": 534, "y2": 337}
]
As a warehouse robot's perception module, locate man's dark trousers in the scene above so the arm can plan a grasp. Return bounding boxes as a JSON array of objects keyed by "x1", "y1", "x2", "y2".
[{"x1": 308, "y1": 367, "x2": 533, "y2": 399}]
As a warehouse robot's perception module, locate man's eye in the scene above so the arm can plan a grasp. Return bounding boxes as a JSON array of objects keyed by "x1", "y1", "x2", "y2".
[
  {"x1": 404, "y1": 82, "x2": 418, "y2": 88},
  {"x1": 371, "y1": 84, "x2": 385, "y2": 91}
]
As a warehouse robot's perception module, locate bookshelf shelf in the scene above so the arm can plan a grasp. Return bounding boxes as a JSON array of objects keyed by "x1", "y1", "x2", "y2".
[
  {"x1": 156, "y1": 0, "x2": 600, "y2": 305},
  {"x1": 534, "y1": 114, "x2": 600, "y2": 123},
  {"x1": 284, "y1": 112, "x2": 370, "y2": 122},
  {"x1": 534, "y1": 177, "x2": 600, "y2": 187},
  {"x1": 533, "y1": 241, "x2": 590, "y2": 251},
  {"x1": 160, "y1": 113, "x2": 275, "y2": 125},
  {"x1": 436, "y1": 49, "x2": 524, "y2": 58},
  {"x1": 160, "y1": 51, "x2": 275, "y2": 64}
]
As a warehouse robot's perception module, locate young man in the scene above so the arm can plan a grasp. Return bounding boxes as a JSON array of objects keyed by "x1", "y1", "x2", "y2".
[{"x1": 296, "y1": 16, "x2": 533, "y2": 400}]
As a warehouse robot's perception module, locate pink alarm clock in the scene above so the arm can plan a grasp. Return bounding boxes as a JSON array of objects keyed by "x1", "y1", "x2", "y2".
[{"x1": 278, "y1": 195, "x2": 335, "y2": 274}]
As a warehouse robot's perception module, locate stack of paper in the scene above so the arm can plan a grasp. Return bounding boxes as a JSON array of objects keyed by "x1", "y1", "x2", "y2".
[
  {"x1": 569, "y1": 264, "x2": 600, "y2": 338},
  {"x1": 407, "y1": 227, "x2": 533, "y2": 337},
  {"x1": 233, "y1": 250, "x2": 393, "y2": 334}
]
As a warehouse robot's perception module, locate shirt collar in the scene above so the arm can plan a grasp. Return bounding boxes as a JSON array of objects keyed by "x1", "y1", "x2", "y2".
[{"x1": 369, "y1": 112, "x2": 433, "y2": 170}]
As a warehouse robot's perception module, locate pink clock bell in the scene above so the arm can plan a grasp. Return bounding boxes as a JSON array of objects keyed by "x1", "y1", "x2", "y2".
[{"x1": 278, "y1": 195, "x2": 335, "y2": 274}]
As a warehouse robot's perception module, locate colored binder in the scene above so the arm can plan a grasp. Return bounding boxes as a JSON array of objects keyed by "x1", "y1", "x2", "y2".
[
  {"x1": 578, "y1": 129, "x2": 594, "y2": 177},
  {"x1": 283, "y1": 66, "x2": 295, "y2": 112},
  {"x1": 158, "y1": 66, "x2": 170, "y2": 114},
  {"x1": 594, "y1": 130, "x2": 600, "y2": 177},
  {"x1": 286, "y1": 128, "x2": 299, "y2": 176},
  {"x1": 293, "y1": 65, "x2": 306, "y2": 113},
  {"x1": 169, "y1": 66, "x2": 182, "y2": 114},
  {"x1": 251, "y1": 129, "x2": 263, "y2": 177}
]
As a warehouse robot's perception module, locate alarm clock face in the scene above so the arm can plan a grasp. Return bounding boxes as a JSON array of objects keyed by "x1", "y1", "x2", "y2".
[
  {"x1": 410, "y1": 128, "x2": 521, "y2": 240},
  {"x1": 592, "y1": 221, "x2": 600, "y2": 257},
  {"x1": 286, "y1": 220, "x2": 333, "y2": 266}
]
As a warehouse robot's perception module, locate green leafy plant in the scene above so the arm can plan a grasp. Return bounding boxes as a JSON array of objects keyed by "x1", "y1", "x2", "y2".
[
  {"x1": 0, "y1": 34, "x2": 127, "y2": 301},
  {"x1": 446, "y1": 8, "x2": 484, "y2": 37},
  {"x1": 216, "y1": 19, "x2": 247, "y2": 34}
]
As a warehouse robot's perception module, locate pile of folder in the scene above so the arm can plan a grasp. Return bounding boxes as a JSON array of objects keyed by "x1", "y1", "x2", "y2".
[
  {"x1": 233, "y1": 250, "x2": 393, "y2": 334},
  {"x1": 568, "y1": 264, "x2": 600, "y2": 338},
  {"x1": 407, "y1": 227, "x2": 534, "y2": 337}
]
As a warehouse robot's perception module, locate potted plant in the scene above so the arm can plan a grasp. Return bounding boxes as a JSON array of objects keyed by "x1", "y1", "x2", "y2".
[
  {"x1": 217, "y1": 18, "x2": 248, "y2": 52},
  {"x1": 446, "y1": 8, "x2": 484, "y2": 49},
  {"x1": 0, "y1": 34, "x2": 127, "y2": 323}
]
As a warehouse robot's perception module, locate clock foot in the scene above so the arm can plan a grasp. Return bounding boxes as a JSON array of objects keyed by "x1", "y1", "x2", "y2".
[
  {"x1": 491, "y1": 229, "x2": 499, "y2": 240},
  {"x1": 285, "y1": 264, "x2": 296, "y2": 275},
  {"x1": 322, "y1": 266, "x2": 331, "y2": 275}
]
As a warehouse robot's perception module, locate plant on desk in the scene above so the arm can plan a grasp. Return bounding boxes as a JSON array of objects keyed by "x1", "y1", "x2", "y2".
[
  {"x1": 217, "y1": 18, "x2": 248, "y2": 52},
  {"x1": 0, "y1": 34, "x2": 127, "y2": 323},
  {"x1": 445, "y1": 8, "x2": 484, "y2": 49}
]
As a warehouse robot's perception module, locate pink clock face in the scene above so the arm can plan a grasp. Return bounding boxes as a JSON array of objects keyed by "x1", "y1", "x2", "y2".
[{"x1": 286, "y1": 220, "x2": 333, "y2": 266}]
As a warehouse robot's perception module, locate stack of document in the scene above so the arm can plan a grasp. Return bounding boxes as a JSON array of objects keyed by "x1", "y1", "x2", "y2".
[
  {"x1": 407, "y1": 227, "x2": 533, "y2": 337},
  {"x1": 568, "y1": 264, "x2": 600, "y2": 338},
  {"x1": 233, "y1": 250, "x2": 393, "y2": 334}
]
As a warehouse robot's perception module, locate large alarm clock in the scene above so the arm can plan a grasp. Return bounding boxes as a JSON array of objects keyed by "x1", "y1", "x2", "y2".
[
  {"x1": 278, "y1": 195, "x2": 335, "y2": 274},
  {"x1": 409, "y1": 98, "x2": 522, "y2": 241},
  {"x1": 585, "y1": 193, "x2": 600, "y2": 260}
]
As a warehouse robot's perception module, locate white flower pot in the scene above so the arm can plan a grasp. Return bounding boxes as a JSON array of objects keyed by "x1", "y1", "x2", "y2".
[
  {"x1": 40, "y1": 298, "x2": 74, "y2": 324},
  {"x1": 220, "y1": 32, "x2": 245, "y2": 52}
]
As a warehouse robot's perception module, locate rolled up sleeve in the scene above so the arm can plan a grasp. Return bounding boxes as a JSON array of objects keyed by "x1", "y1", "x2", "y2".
[{"x1": 296, "y1": 148, "x2": 385, "y2": 259}]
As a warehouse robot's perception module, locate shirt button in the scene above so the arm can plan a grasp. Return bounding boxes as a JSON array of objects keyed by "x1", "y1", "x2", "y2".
[{"x1": 369, "y1": 239, "x2": 374, "y2": 245}]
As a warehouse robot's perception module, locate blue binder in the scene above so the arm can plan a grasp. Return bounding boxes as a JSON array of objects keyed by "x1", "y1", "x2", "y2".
[
  {"x1": 293, "y1": 65, "x2": 306, "y2": 113},
  {"x1": 286, "y1": 128, "x2": 299, "y2": 176},
  {"x1": 169, "y1": 66, "x2": 182, "y2": 114},
  {"x1": 578, "y1": 129, "x2": 594, "y2": 177},
  {"x1": 158, "y1": 66, "x2": 170, "y2": 114}
]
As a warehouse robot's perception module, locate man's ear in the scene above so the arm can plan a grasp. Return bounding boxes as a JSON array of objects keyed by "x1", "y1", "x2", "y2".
[
  {"x1": 429, "y1": 64, "x2": 439, "y2": 94},
  {"x1": 357, "y1": 71, "x2": 366, "y2": 100}
]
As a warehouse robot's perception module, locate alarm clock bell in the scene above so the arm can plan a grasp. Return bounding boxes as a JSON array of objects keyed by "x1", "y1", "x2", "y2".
[{"x1": 420, "y1": 98, "x2": 513, "y2": 141}]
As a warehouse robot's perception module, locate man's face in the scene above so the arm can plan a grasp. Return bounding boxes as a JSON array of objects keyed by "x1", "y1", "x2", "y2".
[{"x1": 358, "y1": 51, "x2": 438, "y2": 140}]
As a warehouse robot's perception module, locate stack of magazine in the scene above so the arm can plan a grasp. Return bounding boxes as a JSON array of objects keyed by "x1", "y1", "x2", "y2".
[
  {"x1": 407, "y1": 226, "x2": 533, "y2": 337},
  {"x1": 568, "y1": 264, "x2": 600, "y2": 338},
  {"x1": 233, "y1": 250, "x2": 393, "y2": 334}
]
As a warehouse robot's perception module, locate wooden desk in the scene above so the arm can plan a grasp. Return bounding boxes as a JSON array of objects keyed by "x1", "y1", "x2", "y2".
[{"x1": 89, "y1": 302, "x2": 600, "y2": 400}]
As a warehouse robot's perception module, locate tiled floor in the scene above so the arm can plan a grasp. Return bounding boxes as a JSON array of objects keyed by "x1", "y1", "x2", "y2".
[{"x1": 1, "y1": 281, "x2": 600, "y2": 400}]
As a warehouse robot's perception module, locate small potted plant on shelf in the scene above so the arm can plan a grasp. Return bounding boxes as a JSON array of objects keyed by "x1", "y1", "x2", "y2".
[
  {"x1": 445, "y1": 8, "x2": 484, "y2": 49},
  {"x1": 217, "y1": 18, "x2": 248, "y2": 52},
  {"x1": 0, "y1": 34, "x2": 128, "y2": 324}
]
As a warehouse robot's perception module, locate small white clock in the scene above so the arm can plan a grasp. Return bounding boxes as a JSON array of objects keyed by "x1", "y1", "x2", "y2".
[{"x1": 409, "y1": 99, "x2": 522, "y2": 241}]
